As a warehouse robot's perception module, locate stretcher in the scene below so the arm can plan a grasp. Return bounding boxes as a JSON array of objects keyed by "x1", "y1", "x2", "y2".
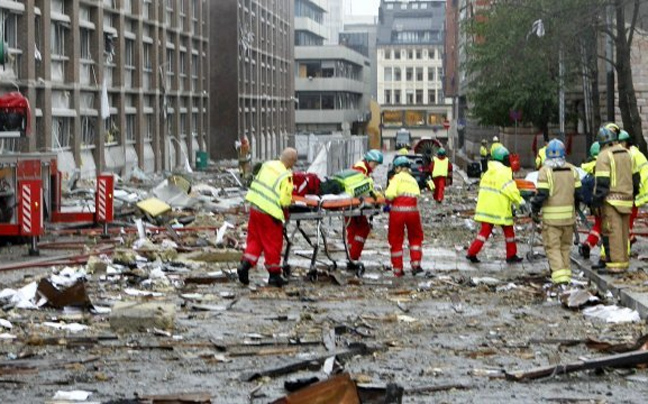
[
  {"x1": 515, "y1": 179, "x2": 544, "y2": 262},
  {"x1": 282, "y1": 195, "x2": 385, "y2": 281}
]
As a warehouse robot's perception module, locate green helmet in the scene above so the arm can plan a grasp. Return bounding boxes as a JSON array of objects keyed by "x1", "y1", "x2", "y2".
[
  {"x1": 589, "y1": 142, "x2": 600, "y2": 158},
  {"x1": 364, "y1": 149, "x2": 384, "y2": 164},
  {"x1": 597, "y1": 126, "x2": 617, "y2": 146},
  {"x1": 618, "y1": 130, "x2": 631, "y2": 142},
  {"x1": 393, "y1": 156, "x2": 411, "y2": 168},
  {"x1": 492, "y1": 146, "x2": 510, "y2": 163},
  {"x1": 437, "y1": 148, "x2": 446, "y2": 156}
]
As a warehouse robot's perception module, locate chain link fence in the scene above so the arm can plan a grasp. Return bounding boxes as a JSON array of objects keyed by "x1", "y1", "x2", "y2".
[{"x1": 288, "y1": 134, "x2": 368, "y2": 176}]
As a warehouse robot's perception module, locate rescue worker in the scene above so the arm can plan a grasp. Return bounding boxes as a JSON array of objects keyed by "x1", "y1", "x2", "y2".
[
  {"x1": 385, "y1": 156, "x2": 424, "y2": 277},
  {"x1": 398, "y1": 145, "x2": 411, "y2": 155},
  {"x1": 592, "y1": 126, "x2": 638, "y2": 273},
  {"x1": 480, "y1": 139, "x2": 489, "y2": 173},
  {"x1": 530, "y1": 140, "x2": 582, "y2": 286},
  {"x1": 237, "y1": 148, "x2": 298, "y2": 287},
  {"x1": 466, "y1": 146, "x2": 526, "y2": 263},
  {"x1": 346, "y1": 149, "x2": 383, "y2": 272},
  {"x1": 618, "y1": 129, "x2": 648, "y2": 244},
  {"x1": 535, "y1": 140, "x2": 549, "y2": 169},
  {"x1": 490, "y1": 136, "x2": 503, "y2": 157},
  {"x1": 579, "y1": 142, "x2": 602, "y2": 260},
  {"x1": 429, "y1": 148, "x2": 453, "y2": 203}
]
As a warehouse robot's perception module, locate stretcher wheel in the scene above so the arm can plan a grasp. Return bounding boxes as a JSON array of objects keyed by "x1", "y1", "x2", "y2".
[
  {"x1": 282, "y1": 264, "x2": 292, "y2": 278},
  {"x1": 308, "y1": 268, "x2": 318, "y2": 282},
  {"x1": 355, "y1": 263, "x2": 365, "y2": 277}
]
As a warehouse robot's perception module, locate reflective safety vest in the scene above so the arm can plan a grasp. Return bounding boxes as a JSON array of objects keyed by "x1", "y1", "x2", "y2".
[
  {"x1": 432, "y1": 157, "x2": 449, "y2": 178},
  {"x1": 352, "y1": 160, "x2": 371, "y2": 176},
  {"x1": 537, "y1": 163, "x2": 581, "y2": 226},
  {"x1": 474, "y1": 161, "x2": 523, "y2": 225},
  {"x1": 535, "y1": 147, "x2": 547, "y2": 169},
  {"x1": 333, "y1": 169, "x2": 374, "y2": 197},
  {"x1": 595, "y1": 144, "x2": 634, "y2": 213},
  {"x1": 480, "y1": 146, "x2": 488, "y2": 158},
  {"x1": 245, "y1": 160, "x2": 293, "y2": 221},
  {"x1": 398, "y1": 147, "x2": 410, "y2": 155},
  {"x1": 385, "y1": 171, "x2": 420, "y2": 201},
  {"x1": 629, "y1": 145, "x2": 648, "y2": 206},
  {"x1": 581, "y1": 160, "x2": 596, "y2": 175},
  {"x1": 490, "y1": 142, "x2": 503, "y2": 157}
]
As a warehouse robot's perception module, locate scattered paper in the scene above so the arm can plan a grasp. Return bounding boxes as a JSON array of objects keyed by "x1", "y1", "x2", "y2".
[
  {"x1": 124, "y1": 288, "x2": 164, "y2": 297},
  {"x1": 53, "y1": 390, "x2": 92, "y2": 401},
  {"x1": 0, "y1": 319, "x2": 12, "y2": 329},
  {"x1": 42, "y1": 322, "x2": 89, "y2": 333},
  {"x1": 0, "y1": 333, "x2": 16, "y2": 339},
  {"x1": 583, "y1": 305, "x2": 640, "y2": 324}
]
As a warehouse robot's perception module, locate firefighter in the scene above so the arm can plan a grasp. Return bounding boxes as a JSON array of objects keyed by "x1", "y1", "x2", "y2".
[
  {"x1": 346, "y1": 149, "x2": 384, "y2": 272},
  {"x1": 535, "y1": 140, "x2": 549, "y2": 169},
  {"x1": 480, "y1": 139, "x2": 489, "y2": 173},
  {"x1": 531, "y1": 140, "x2": 582, "y2": 286},
  {"x1": 592, "y1": 126, "x2": 638, "y2": 274},
  {"x1": 618, "y1": 129, "x2": 648, "y2": 245},
  {"x1": 385, "y1": 156, "x2": 424, "y2": 277},
  {"x1": 429, "y1": 148, "x2": 452, "y2": 203},
  {"x1": 579, "y1": 142, "x2": 602, "y2": 261},
  {"x1": 237, "y1": 148, "x2": 298, "y2": 287},
  {"x1": 466, "y1": 146, "x2": 526, "y2": 263},
  {"x1": 490, "y1": 136, "x2": 503, "y2": 157}
]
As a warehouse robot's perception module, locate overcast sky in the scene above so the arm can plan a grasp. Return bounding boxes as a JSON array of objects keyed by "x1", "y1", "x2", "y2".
[{"x1": 347, "y1": 0, "x2": 380, "y2": 16}]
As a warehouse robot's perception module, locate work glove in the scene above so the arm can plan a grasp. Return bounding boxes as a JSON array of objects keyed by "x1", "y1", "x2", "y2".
[
  {"x1": 382, "y1": 205, "x2": 391, "y2": 213},
  {"x1": 531, "y1": 211, "x2": 541, "y2": 224},
  {"x1": 518, "y1": 200, "x2": 529, "y2": 215}
]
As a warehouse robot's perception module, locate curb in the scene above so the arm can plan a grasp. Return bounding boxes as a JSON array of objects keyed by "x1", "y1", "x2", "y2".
[{"x1": 571, "y1": 255, "x2": 648, "y2": 319}]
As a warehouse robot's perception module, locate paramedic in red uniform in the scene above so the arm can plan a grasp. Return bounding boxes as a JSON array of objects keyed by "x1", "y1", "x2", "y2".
[
  {"x1": 346, "y1": 150, "x2": 383, "y2": 273},
  {"x1": 237, "y1": 148, "x2": 298, "y2": 288}
]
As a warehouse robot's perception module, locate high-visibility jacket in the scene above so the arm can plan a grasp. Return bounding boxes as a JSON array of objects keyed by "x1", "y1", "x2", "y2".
[
  {"x1": 594, "y1": 144, "x2": 634, "y2": 213},
  {"x1": 474, "y1": 161, "x2": 523, "y2": 226},
  {"x1": 535, "y1": 146, "x2": 547, "y2": 169},
  {"x1": 352, "y1": 160, "x2": 372, "y2": 176},
  {"x1": 629, "y1": 145, "x2": 648, "y2": 206},
  {"x1": 245, "y1": 160, "x2": 293, "y2": 221},
  {"x1": 581, "y1": 160, "x2": 596, "y2": 175},
  {"x1": 490, "y1": 142, "x2": 503, "y2": 156},
  {"x1": 431, "y1": 157, "x2": 449, "y2": 178},
  {"x1": 480, "y1": 146, "x2": 488, "y2": 158},
  {"x1": 385, "y1": 171, "x2": 420, "y2": 201},
  {"x1": 398, "y1": 147, "x2": 410, "y2": 155},
  {"x1": 333, "y1": 169, "x2": 374, "y2": 197},
  {"x1": 535, "y1": 163, "x2": 581, "y2": 226}
]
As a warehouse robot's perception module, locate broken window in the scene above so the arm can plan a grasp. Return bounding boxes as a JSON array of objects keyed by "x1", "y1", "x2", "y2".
[
  {"x1": 125, "y1": 39, "x2": 134, "y2": 88},
  {"x1": 81, "y1": 116, "x2": 95, "y2": 147},
  {"x1": 125, "y1": 114, "x2": 136, "y2": 143},
  {"x1": 80, "y1": 28, "x2": 92, "y2": 60},
  {"x1": 50, "y1": 23, "x2": 66, "y2": 56},
  {"x1": 52, "y1": 117, "x2": 71, "y2": 150},
  {"x1": 145, "y1": 114, "x2": 153, "y2": 141}
]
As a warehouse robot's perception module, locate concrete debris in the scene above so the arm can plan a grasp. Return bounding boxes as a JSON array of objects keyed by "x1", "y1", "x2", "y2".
[
  {"x1": 42, "y1": 321, "x2": 89, "y2": 333},
  {"x1": 152, "y1": 179, "x2": 196, "y2": 209},
  {"x1": 52, "y1": 390, "x2": 92, "y2": 401},
  {"x1": 0, "y1": 333, "x2": 16, "y2": 339},
  {"x1": 109, "y1": 301, "x2": 176, "y2": 333},
  {"x1": 180, "y1": 248, "x2": 243, "y2": 263},
  {"x1": 0, "y1": 318, "x2": 12, "y2": 329},
  {"x1": 137, "y1": 197, "x2": 172, "y2": 217}
]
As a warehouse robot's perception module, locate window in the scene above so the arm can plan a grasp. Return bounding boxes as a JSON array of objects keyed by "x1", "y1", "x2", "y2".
[
  {"x1": 416, "y1": 68, "x2": 423, "y2": 81},
  {"x1": 394, "y1": 50, "x2": 401, "y2": 60},
  {"x1": 50, "y1": 23, "x2": 66, "y2": 56},
  {"x1": 387, "y1": 4, "x2": 394, "y2": 9},
  {"x1": 394, "y1": 68, "x2": 401, "y2": 81},
  {"x1": 81, "y1": 117, "x2": 95, "y2": 147},
  {"x1": 165, "y1": 0, "x2": 174, "y2": 27},
  {"x1": 1, "y1": 10, "x2": 19, "y2": 49},
  {"x1": 429, "y1": 49, "x2": 435, "y2": 59},
  {"x1": 406, "y1": 68, "x2": 413, "y2": 81},
  {"x1": 384, "y1": 49, "x2": 391, "y2": 60},
  {"x1": 408, "y1": 50, "x2": 414, "y2": 59},
  {"x1": 192, "y1": 0, "x2": 199, "y2": 32},
  {"x1": 143, "y1": 44, "x2": 152, "y2": 70},
  {"x1": 416, "y1": 50, "x2": 422, "y2": 59},
  {"x1": 384, "y1": 67, "x2": 392, "y2": 81},
  {"x1": 52, "y1": 0, "x2": 65, "y2": 13},
  {"x1": 126, "y1": 115, "x2": 136, "y2": 143},
  {"x1": 400, "y1": 3, "x2": 407, "y2": 9},
  {"x1": 145, "y1": 115, "x2": 154, "y2": 141},
  {"x1": 80, "y1": 29, "x2": 92, "y2": 60},
  {"x1": 406, "y1": 91, "x2": 414, "y2": 104},
  {"x1": 384, "y1": 90, "x2": 391, "y2": 104},
  {"x1": 421, "y1": 3, "x2": 428, "y2": 9},
  {"x1": 406, "y1": 111, "x2": 425, "y2": 126},
  {"x1": 383, "y1": 110, "x2": 403, "y2": 126},
  {"x1": 52, "y1": 118, "x2": 71, "y2": 149},
  {"x1": 429, "y1": 91, "x2": 437, "y2": 104},
  {"x1": 180, "y1": 52, "x2": 187, "y2": 76},
  {"x1": 412, "y1": 3, "x2": 419, "y2": 9},
  {"x1": 394, "y1": 90, "x2": 401, "y2": 104},
  {"x1": 143, "y1": 0, "x2": 152, "y2": 19},
  {"x1": 416, "y1": 90, "x2": 423, "y2": 104},
  {"x1": 428, "y1": 68, "x2": 434, "y2": 81}
]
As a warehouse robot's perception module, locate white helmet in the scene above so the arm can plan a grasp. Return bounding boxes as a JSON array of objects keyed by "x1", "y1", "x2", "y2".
[{"x1": 492, "y1": 136, "x2": 499, "y2": 142}]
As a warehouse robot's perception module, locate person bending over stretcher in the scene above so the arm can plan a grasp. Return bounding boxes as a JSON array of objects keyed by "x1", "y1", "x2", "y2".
[
  {"x1": 346, "y1": 150, "x2": 383, "y2": 273},
  {"x1": 385, "y1": 156, "x2": 425, "y2": 277}
]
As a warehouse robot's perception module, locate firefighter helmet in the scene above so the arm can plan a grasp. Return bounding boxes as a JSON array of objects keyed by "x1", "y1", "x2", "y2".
[
  {"x1": 618, "y1": 130, "x2": 631, "y2": 143},
  {"x1": 492, "y1": 146, "x2": 510, "y2": 163},
  {"x1": 597, "y1": 126, "x2": 617, "y2": 146},
  {"x1": 364, "y1": 149, "x2": 384, "y2": 164},
  {"x1": 437, "y1": 148, "x2": 446, "y2": 156},
  {"x1": 393, "y1": 156, "x2": 411, "y2": 168},
  {"x1": 546, "y1": 139, "x2": 566, "y2": 159},
  {"x1": 589, "y1": 142, "x2": 600, "y2": 158}
]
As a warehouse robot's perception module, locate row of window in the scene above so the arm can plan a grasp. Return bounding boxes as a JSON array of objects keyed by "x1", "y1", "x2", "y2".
[
  {"x1": 296, "y1": 92, "x2": 362, "y2": 111},
  {"x1": 295, "y1": 0, "x2": 324, "y2": 24},
  {"x1": 384, "y1": 67, "x2": 443, "y2": 82},
  {"x1": 382, "y1": 110, "x2": 448, "y2": 128},
  {"x1": 383, "y1": 48, "x2": 441, "y2": 60},
  {"x1": 390, "y1": 30, "x2": 442, "y2": 45},
  {"x1": 383, "y1": 89, "x2": 440, "y2": 106},
  {"x1": 385, "y1": 2, "x2": 441, "y2": 11}
]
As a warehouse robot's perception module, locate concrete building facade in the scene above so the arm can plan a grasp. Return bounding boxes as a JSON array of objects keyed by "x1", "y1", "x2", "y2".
[
  {"x1": 295, "y1": 0, "x2": 372, "y2": 136},
  {"x1": 376, "y1": 0, "x2": 452, "y2": 149},
  {"x1": 210, "y1": 0, "x2": 295, "y2": 161},
  {"x1": 0, "y1": 0, "x2": 210, "y2": 178},
  {"x1": 341, "y1": 18, "x2": 379, "y2": 100}
]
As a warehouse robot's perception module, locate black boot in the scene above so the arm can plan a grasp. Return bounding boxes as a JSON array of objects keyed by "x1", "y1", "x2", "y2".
[
  {"x1": 237, "y1": 260, "x2": 252, "y2": 285},
  {"x1": 466, "y1": 255, "x2": 480, "y2": 263},
  {"x1": 592, "y1": 260, "x2": 607, "y2": 270},
  {"x1": 346, "y1": 261, "x2": 361, "y2": 272},
  {"x1": 268, "y1": 273, "x2": 287, "y2": 287},
  {"x1": 578, "y1": 244, "x2": 590, "y2": 260},
  {"x1": 506, "y1": 255, "x2": 523, "y2": 264},
  {"x1": 411, "y1": 266, "x2": 424, "y2": 276}
]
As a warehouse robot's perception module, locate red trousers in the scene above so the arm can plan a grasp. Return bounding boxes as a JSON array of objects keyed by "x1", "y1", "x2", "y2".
[
  {"x1": 388, "y1": 209, "x2": 424, "y2": 270},
  {"x1": 467, "y1": 222, "x2": 517, "y2": 259},
  {"x1": 433, "y1": 177, "x2": 446, "y2": 202},
  {"x1": 242, "y1": 208, "x2": 283, "y2": 274},
  {"x1": 346, "y1": 216, "x2": 371, "y2": 261},
  {"x1": 584, "y1": 215, "x2": 602, "y2": 248}
]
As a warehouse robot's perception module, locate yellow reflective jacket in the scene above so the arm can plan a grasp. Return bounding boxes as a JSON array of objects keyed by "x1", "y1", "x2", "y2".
[
  {"x1": 535, "y1": 147, "x2": 547, "y2": 169},
  {"x1": 432, "y1": 157, "x2": 449, "y2": 178},
  {"x1": 490, "y1": 142, "x2": 503, "y2": 156},
  {"x1": 581, "y1": 160, "x2": 596, "y2": 175},
  {"x1": 628, "y1": 146, "x2": 648, "y2": 206},
  {"x1": 398, "y1": 147, "x2": 410, "y2": 155},
  {"x1": 480, "y1": 145, "x2": 488, "y2": 158},
  {"x1": 386, "y1": 171, "x2": 420, "y2": 200},
  {"x1": 245, "y1": 160, "x2": 293, "y2": 221},
  {"x1": 474, "y1": 161, "x2": 523, "y2": 225}
]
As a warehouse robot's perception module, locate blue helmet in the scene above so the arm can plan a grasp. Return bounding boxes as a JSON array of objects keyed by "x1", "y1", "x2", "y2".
[
  {"x1": 546, "y1": 139, "x2": 566, "y2": 159},
  {"x1": 597, "y1": 126, "x2": 617, "y2": 146},
  {"x1": 393, "y1": 156, "x2": 411, "y2": 168},
  {"x1": 364, "y1": 149, "x2": 384, "y2": 164}
]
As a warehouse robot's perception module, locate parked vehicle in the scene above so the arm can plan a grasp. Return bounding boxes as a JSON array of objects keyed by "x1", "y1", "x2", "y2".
[
  {"x1": 386, "y1": 154, "x2": 431, "y2": 189},
  {"x1": 394, "y1": 128, "x2": 412, "y2": 150}
]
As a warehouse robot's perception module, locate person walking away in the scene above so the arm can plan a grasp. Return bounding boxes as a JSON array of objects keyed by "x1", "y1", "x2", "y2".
[
  {"x1": 579, "y1": 142, "x2": 602, "y2": 261},
  {"x1": 385, "y1": 156, "x2": 425, "y2": 277},
  {"x1": 618, "y1": 130, "x2": 648, "y2": 245},
  {"x1": 398, "y1": 145, "x2": 410, "y2": 155},
  {"x1": 480, "y1": 139, "x2": 489, "y2": 174},
  {"x1": 592, "y1": 126, "x2": 638, "y2": 274},
  {"x1": 429, "y1": 148, "x2": 453, "y2": 203},
  {"x1": 237, "y1": 148, "x2": 298, "y2": 287},
  {"x1": 490, "y1": 136, "x2": 503, "y2": 157},
  {"x1": 531, "y1": 140, "x2": 582, "y2": 286},
  {"x1": 346, "y1": 149, "x2": 384, "y2": 273},
  {"x1": 535, "y1": 140, "x2": 549, "y2": 169},
  {"x1": 466, "y1": 146, "x2": 526, "y2": 263}
]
